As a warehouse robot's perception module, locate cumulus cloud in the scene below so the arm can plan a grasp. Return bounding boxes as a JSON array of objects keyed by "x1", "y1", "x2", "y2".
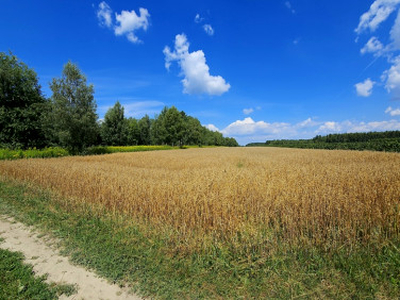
[
  {"x1": 355, "y1": 0, "x2": 400, "y2": 34},
  {"x1": 382, "y1": 56, "x2": 400, "y2": 97},
  {"x1": 96, "y1": 2, "x2": 150, "y2": 44},
  {"x1": 360, "y1": 37, "x2": 385, "y2": 56},
  {"x1": 316, "y1": 120, "x2": 400, "y2": 133},
  {"x1": 221, "y1": 117, "x2": 292, "y2": 136},
  {"x1": 114, "y1": 8, "x2": 150, "y2": 43},
  {"x1": 163, "y1": 34, "x2": 231, "y2": 96},
  {"x1": 385, "y1": 106, "x2": 400, "y2": 115},
  {"x1": 205, "y1": 124, "x2": 220, "y2": 132},
  {"x1": 209, "y1": 116, "x2": 400, "y2": 145},
  {"x1": 243, "y1": 108, "x2": 254, "y2": 115},
  {"x1": 355, "y1": 78, "x2": 375, "y2": 97},
  {"x1": 203, "y1": 24, "x2": 214, "y2": 36}
]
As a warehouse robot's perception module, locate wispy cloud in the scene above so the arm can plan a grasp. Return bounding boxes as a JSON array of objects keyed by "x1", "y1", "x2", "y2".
[
  {"x1": 194, "y1": 13, "x2": 204, "y2": 24},
  {"x1": 99, "y1": 100, "x2": 164, "y2": 118},
  {"x1": 97, "y1": 1, "x2": 112, "y2": 28},
  {"x1": 243, "y1": 108, "x2": 254, "y2": 115},
  {"x1": 96, "y1": 2, "x2": 150, "y2": 44},
  {"x1": 385, "y1": 106, "x2": 400, "y2": 116},
  {"x1": 163, "y1": 33, "x2": 230, "y2": 96},
  {"x1": 285, "y1": 1, "x2": 296, "y2": 14},
  {"x1": 194, "y1": 13, "x2": 215, "y2": 36},
  {"x1": 203, "y1": 24, "x2": 214, "y2": 36}
]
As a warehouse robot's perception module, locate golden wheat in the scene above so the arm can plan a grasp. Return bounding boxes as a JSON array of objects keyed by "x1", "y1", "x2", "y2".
[{"x1": 1, "y1": 147, "x2": 399, "y2": 248}]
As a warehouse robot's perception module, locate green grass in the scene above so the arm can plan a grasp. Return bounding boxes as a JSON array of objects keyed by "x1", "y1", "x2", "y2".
[
  {"x1": 0, "y1": 145, "x2": 205, "y2": 160},
  {"x1": 0, "y1": 246, "x2": 77, "y2": 299},
  {"x1": 0, "y1": 178, "x2": 399, "y2": 299},
  {"x1": 0, "y1": 147, "x2": 69, "y2": 160}
]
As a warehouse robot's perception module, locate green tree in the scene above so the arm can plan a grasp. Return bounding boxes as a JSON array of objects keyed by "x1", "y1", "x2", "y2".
[
  {"x1": 138, "y1": 115, "x2": 151, "y2": 145},
  {"x1": 127, "y1": 117, "x2": 140, "y2": 145},
  {"x1": 151, "y1": 107, "x2": 168, "y2": 145},
  {"x1": 0, "y1": 52, "x2": 49, "y2": 149},
  {"x1": 100, "y1": 101, "x2": 127, "y2": 146},
  {"x1": 50, "y1": 61, "x2": 99, "y2": 153},
  {"x1": 163, "y1": 106, "x2": 185, "y2": 146}
]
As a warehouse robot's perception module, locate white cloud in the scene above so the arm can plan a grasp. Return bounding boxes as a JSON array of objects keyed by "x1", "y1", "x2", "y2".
[
  {"x1": 194, "y1": 14, "x2": 203, "y2": 23},
  {"x1": 96, "y1": 2, "x2": 150, "y2": 44},
  {"x1": 221, "y1": 117, "x2": 292, "y2": 136},
  {"x1": 243, "y1": 108, "x2": 254, "y2": 115},
  {"x1": 163, "y1": 34, "x2": 231, "y2": 96},
  {"x1": 385, "y1": 106, "x2": 400, "y2": 115},
  {"x1": 99, "y1": 100, "x2": 164, "y2": 118},
  {"x1": 203, "y1": 24, "x2": 214, "y2": 36},
  {"x1": 355, "y1": 0, "x2": 400, "y2": 34},
  {"x1": 285, "y1": 1, "x2": 296, "y2": 14},
  {"x1": 390, "y1": 10, "x2": 400, "y2": 49},
  {"x1": 114, "y1": 8, "x2": 150, "y2": 43},
  {"x1": 360, "y1": 37, "x2": 384, "y2": 56},
  {"x1": 214, "y1": 116, "x2": 400, "y2": 145},
  {"x1": 205, "y1": 124, "x2": 220, "y2": 132},
  {"x1": 355, "y1": 78, "x2": 375, "y2": 97},
  {"x1": 296, "y1": 117, "x2": 318, "y2": 128},
  {"x1": 382, "y1": 56, "x2": 400, "y2": 97},
  {"x1": 97, "y1": 1, "x2": 112, "y2": 28}
]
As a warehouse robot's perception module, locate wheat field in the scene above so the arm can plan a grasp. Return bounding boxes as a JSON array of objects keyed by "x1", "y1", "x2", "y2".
[{"x1": 1, "y1": 147, "x2": 399, "y2": 250}]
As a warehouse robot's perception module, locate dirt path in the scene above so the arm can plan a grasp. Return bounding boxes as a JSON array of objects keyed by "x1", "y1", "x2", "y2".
[{"x1": 0, "y1": 215, "x2": 141, "y2": 300}]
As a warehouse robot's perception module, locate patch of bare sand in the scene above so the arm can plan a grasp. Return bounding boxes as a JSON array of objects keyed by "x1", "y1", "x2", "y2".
[{"x1": 0, "y1": 215, "x2": 141, "y2": 300}]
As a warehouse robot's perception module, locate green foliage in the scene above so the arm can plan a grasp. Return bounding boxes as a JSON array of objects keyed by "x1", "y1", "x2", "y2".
[
  {"x1": 0, "y1": 147, "x2": 69, "y2": 160},
  {"x1": 247, "y1": 131, "x2": 400, "y2": 152},
  {"x1": 0, "y1": 248, "x2": 57, "y2": 299},
  {"x1": 1, "y1": 54, "x2": 238, "y2": 151},
  {"x1": 50, "y1": 61, "x2": 99, "y2": 153},
  {"x1": 85, "y1": 145, "x2": 175, "y2": 155},
  {"x1": 0, "y1": 52, "x2": 50, "y2": 149},
  {"x1": 1, "y1": 180, "x2": 399, "y2": 299},
  {"x1": 100, "y1": 101, "x2": 127, "y2": 146}
]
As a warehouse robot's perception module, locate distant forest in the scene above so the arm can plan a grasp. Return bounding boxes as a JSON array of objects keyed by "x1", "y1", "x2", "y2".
[
  {"x1": 0, "y1": 52, "x2": 238, "y2": 153},
  {"x1": 246, "y1": 131, "x2": 400, "y2": 152}
]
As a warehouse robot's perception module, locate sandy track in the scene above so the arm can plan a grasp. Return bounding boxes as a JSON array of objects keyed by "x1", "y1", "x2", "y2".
[{"x1": 0, "y1": 215, "x2": 141, "y2": 300}]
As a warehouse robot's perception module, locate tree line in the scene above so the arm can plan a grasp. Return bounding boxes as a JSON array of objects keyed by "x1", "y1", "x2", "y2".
[
  {"x1": 0, "y1": 52, "x2": 238, "y2": 153},
  {"x1": 246, "y1": 131, "x2": 400, "y2": 152}
]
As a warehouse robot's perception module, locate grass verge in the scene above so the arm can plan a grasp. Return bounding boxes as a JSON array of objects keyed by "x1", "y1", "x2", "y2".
[
  {"x1": 0, "y1": 246, "x2": 77, "y2": 299},
  {"x1": 0, "y1": 145, "x2": 208, "y2": 160},
  {"x1": 0, "y1": 178, "x2": 399, "y2": 299}
]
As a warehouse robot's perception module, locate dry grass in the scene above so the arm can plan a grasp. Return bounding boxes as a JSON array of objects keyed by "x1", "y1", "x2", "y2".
[{"x1": 0, "y1": 147, "x2": 399, "y2": 250}]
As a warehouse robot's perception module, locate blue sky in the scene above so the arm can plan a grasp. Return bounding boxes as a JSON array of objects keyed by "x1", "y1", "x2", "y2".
[{"x1": 2, "y1": 0, "x2": 400, "y2": 145}]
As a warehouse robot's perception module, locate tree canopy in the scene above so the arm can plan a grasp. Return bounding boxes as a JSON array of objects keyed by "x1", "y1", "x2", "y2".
[
  {"x1": 0, "y1": 52, "x2": 49, "y2": 149},
  {"x1": 0, "y1": 53, "x2": 238, "y2": 151},
  {"x1": 50, "y1": 61, "x2": 99, "y2": 153}
]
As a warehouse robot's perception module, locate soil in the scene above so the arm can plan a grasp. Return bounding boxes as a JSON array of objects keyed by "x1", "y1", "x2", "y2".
[{"x1": 0, "y1": 215, "x2": 141, "y2": 300}]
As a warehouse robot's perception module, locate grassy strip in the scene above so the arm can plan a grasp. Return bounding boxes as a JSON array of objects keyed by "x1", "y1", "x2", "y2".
[
  {"x1": 85, "y1": 145, "x2": 178, "y2": 155},
  {"x1": 0, "y1": 145, "x2": 200, "y2": 160},
  {"x1": 0, "y1": 179, "x2": 399, "y2": 299},
  {"x1": 0, "y1": 247, "x2": 57, "y2": 299},
  {"x1": 0, "y1": 246, "x2": 77, "y2": 299},
  {"x1": 0, "y1": 147, "x2": 69, "y2": 160}
]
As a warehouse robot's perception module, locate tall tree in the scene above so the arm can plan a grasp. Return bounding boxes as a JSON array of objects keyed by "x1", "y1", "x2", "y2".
[
  {"x1": 127, "y1": 117, "x2": 140, "y2": 145},
  {"x1": 50, "y1": 61, "x2": 99, "y2": 153},
  {"x1": 0, "y1": 52, "x2": 49, "y2": 149},
  {"x1": 100, "y1": 101, "x2": 127, "y2": 146},
  {"x1": 138, "y1": 115, "x2": 151, "y2": 145}
]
